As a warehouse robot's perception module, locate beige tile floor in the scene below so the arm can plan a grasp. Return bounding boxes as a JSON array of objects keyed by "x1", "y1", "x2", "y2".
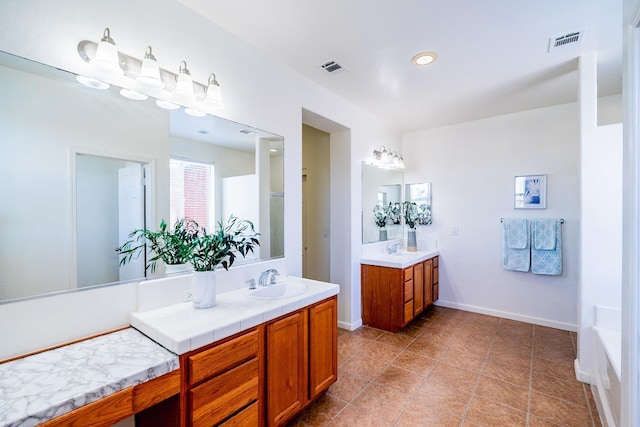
[{"x1": 288, "y1": 306, "x2": 601, "y2": 427}]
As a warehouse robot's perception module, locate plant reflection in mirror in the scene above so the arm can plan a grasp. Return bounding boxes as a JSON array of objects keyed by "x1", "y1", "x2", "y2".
[
  {"x1": 373, "y1": 205, "x2": 389, "y2": 228},
  {"x1": 417, "y1": 204, "x2": 433, "y2": 225},
  {"x1": 116, "y1": 218, "x2": 199, "y2": 273},
  {"x1": 387, "y1": 202, "x2": 402, "y2": 225},
  {"x1": 189, "y1": 215, "x2": 260, "y2": 272}
]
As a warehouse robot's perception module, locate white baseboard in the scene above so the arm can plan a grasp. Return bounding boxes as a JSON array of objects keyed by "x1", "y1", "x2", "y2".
[
  {"x1": 338, "y1": 318, "x2": 362, "y2": 331},
  {"x1": 574, "y1": 358, "x2": 594, "y2": 384},
  {"x1": 434, "y1": 300, "x2": 578, "y2": 332}
]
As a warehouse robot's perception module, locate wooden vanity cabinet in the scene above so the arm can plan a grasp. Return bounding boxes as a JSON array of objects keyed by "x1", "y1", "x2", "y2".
[
  {"x1": 433, "y1": 256, "x2": 439, "y2": 301},
  {"x1": 180, "y1": 326, "x2": 264, "y2": 427},
  {"x1": 362, "y1": 256, "x2": 439, "y2": 332},
  {"x1": 266, "y1": 296, "x2": 338, "y2": 427}
]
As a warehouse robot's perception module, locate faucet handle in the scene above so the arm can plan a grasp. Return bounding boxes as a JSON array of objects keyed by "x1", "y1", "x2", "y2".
[
  {"x1": 246, "y1": 279, "x2": 256, "y2": 290},
  {"x1": 269, "y1": 272, "x2": 280, "y2": 285}
]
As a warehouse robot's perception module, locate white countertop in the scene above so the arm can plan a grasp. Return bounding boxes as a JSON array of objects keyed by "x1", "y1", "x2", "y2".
[
  {"x1": 0, "y1": 328, "x2": 178, "y2": 427},
  {"x1": 360, "y1": 249, "x2": 439, "y2": 269},
  {"x1": 130, "y1": 276, "x2": 340, "y2": 355}
]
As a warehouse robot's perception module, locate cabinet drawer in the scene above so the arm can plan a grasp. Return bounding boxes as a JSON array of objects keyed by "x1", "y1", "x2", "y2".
[
  {"x1": 403, "y1": 266, "x2": 413, "y2": 281},
  {"x1": 433, "y1": 266, "x2": 439, "y2": 284},
  {"x1": 218, "y1": 401, "x2": 259, "y2": 427},
  {"x1": 403, "y1": 279, "x2": 413, "y2": 302},
  {"x1": 188, "y1": 328, "x2": 259, "y2": 385},
  {"x1": 190, "y1": 358, "x2": 260, "y2": 427},
  {"x1": 403, "y1": 301, "x2": 413, "y2": 324}
]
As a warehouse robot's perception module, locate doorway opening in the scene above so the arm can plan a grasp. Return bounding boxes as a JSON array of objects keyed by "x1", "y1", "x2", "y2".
[{"x1": 302, "y1": 125, "x2": 330, "y2": 281}]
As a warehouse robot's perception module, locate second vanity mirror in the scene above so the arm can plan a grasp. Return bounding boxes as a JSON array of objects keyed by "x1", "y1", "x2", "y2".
[
  {"x1": 0, "y1": 49, "x2": 284, "y2": 302},
  {"x1": 361, "y1": 162, "x2": 403, "y2": 243}
]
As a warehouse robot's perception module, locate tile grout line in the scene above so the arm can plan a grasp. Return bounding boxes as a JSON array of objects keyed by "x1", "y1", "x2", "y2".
[{"x1": 526, "y1": 324, "x2": 536, "y2": 426}]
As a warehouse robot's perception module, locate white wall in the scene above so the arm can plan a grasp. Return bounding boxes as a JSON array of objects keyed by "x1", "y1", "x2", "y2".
[
  {"x1": 404, "y1": 103, "x2": 581, "y2": 330},
  {"x1": 0, "y1": 0, "x2": 400, "y2": 358},
  {"x1": 577, "y1": 53, "x2": 624, "y2": 382}
]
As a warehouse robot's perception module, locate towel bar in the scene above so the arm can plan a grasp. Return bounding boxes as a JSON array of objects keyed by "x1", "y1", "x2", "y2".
[{"x1": 500, "y1": 218, "x2": 564, "y2": 224}]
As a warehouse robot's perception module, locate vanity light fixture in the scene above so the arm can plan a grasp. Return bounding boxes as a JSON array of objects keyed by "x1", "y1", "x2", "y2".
[
  {"x1": 371, "y1": 146, "x2": 404, "y2": 170},
  {"x1": 137, "y1": 46, "x2": 164, "y2": 89},
  {"x1": 92, "y1": 28, "x2": 123, "y2": 75},
  {"x1": 77, "y1": 27, "x2": 225, "y2": 114},
  {"x1": 411, "y1": 51, "x2": 438, "y2": 66}
]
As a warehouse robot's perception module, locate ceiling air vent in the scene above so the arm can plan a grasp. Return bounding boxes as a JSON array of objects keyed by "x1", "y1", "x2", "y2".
[
  {"x1": 548, "y1": 31, "x2": 583, "y2": 52},
  {"x1": 321, "y1": 60, "x2": 345, "y2": 73}
]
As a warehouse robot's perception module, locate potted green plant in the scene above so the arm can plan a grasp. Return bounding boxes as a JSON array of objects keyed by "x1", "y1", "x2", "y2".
[
  {"x1": 116, "y1": 218, "x2": 199, "y2": 274},
  {"x1": 373, "y1": 205, "x2": 389, "y2": 241},
  {"x1": 403, "y1": 201, "x2": 419, "y2": 251},
  {"x1": 189, "y1": 215, "x2": 260, "y2": 309}
]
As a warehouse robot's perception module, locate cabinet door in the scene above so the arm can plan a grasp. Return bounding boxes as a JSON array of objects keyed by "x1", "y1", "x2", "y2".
[
  {"x1": 423, "y1": 258, "x2": 433, "y2": 308},
  {"x1": 309, "y1": 297, "x2": 338, "y2": 399},
  {"x1": 266, "y1": 310, "x2": 308, "y2": 427},
  {"x1": 413, "y1": 262, "x2": 424, "y2": 315}
]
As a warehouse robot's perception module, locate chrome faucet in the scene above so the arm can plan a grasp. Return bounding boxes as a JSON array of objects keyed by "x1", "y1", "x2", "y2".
[
  {"x1": 387, "y1": 243, "x2": 401, "y2": 254},
  {"x1": 258, "y1": 269, "x2": 279, "y2": 287}
]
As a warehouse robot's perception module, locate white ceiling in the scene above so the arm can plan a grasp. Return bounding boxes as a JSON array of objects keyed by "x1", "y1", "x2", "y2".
[{"x1": 178, "y1": 0, "x2": 622, "y2": 132}]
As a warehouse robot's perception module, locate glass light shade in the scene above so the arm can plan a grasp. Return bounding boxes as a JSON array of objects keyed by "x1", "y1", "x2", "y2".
[
  {"x1": 92, "y1": 28, "x2": 123, "y2": 75},
  {"x1": 137, "y1": 46, "x2": 164, "y2": 89},
  {"x1": 203, "y1": 74, "x2": 223, "y2": 106},
  {"x1": 156, "y1": 98, "x2": 181, "y2": 110},
  {"x1": 173, "y1": 61, "x2": 194, "y2": 100},
  {"x1": 76, "y1": 75, "x2": 109, "y2": 90},
  {"x1": 120, "y1": 88, "x2": 148, "y2": 101}
]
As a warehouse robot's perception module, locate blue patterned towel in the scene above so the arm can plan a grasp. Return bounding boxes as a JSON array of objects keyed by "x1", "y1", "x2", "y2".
[
  {"x1": 502, "y1": 219, "x2": 530, "y2": 272},
  {"x1": 533, "y1": 219, "x2": 556, "y2": 250},
  {"x1": 532, "y1": 218, "x2": 562, "y2": 275}
]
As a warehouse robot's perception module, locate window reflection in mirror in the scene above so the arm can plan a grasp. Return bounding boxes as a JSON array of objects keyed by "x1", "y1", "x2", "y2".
[
  {"x1": 361, "y1": 162, "x2": 403, "y2": 244},
  {"x1": 405, "y1": 182, "x2": 433, "y2": 226},
  {"x1": 0, "y1": 49, "x2": 284, "y2": 304}
]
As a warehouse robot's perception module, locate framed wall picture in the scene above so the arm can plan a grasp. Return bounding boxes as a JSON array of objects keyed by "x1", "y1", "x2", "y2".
[{"x1": 514, "y1": 174, "x2": 546, "y2": 209}]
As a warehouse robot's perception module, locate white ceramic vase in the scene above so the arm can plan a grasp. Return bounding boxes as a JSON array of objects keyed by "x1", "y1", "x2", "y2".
[
  {"x1": 192, "y1": 270, "x2": 217, "y2": 309},
  {"x1": 407, "y1": 229, "x2": 417, "y2": 252},
  {"x1": 379, "y1": 227, "x2": 388, "y2": 241},
  {"x1": 165, "y1": 263, "x2": 188, "y2": 275}
]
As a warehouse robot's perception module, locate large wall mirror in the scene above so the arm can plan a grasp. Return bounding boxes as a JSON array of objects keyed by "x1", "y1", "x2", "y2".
[
  {"x1": 0, "y1": 50, "x2": 284, "y2": 303},
  {"x1": 361, "y1": 162, "x2": 403, "y2": 244}
]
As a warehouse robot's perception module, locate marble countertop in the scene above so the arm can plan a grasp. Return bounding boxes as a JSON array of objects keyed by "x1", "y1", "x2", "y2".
[
  {"x1": 131, "y1": 276, "x2": 340, "y2": 355},
  {"x1": 360, "y1": 249, "x2": 439, "y2": 269},
  {"x1": 0, "y1": 328, "x2": 178, "y2": 427}
]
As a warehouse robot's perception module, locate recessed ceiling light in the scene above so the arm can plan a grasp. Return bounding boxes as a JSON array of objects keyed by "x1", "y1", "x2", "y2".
[
  {"x1": 411, "y1": 52, "x2": 438, "y2": 66},
  {"x1": 270, "y1": 148, "x2": 278, "y2": 153}
]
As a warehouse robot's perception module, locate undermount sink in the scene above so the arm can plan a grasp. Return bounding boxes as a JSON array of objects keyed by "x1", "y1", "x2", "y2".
[{"x1": 248, "y1": 282, "x2": 309, "y2": 300}]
